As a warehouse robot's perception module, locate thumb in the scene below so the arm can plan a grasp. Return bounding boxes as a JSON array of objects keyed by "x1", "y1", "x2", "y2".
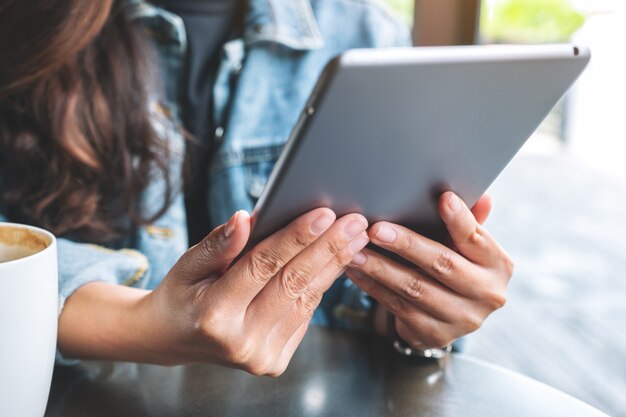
[{"x1": 174, "y1": 210, "x2": 251, "y2": 283}]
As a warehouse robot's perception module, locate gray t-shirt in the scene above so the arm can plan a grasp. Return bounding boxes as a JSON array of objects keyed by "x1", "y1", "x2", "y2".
[{"x1": 161, "y1": 0, "x2": 244, "y2": 245}]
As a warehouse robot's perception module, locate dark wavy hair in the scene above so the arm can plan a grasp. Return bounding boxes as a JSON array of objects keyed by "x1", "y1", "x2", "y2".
[{"x1": 0, "y1": 0, "x2": 172, "y2": 242}]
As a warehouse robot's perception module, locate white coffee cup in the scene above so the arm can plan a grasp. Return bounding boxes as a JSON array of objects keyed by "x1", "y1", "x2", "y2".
[{"x1": 0, "y1": 223, "x2": 58, "y2": 417}]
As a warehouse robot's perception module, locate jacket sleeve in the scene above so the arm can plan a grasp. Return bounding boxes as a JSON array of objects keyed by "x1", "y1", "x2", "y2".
[
  {"x1": 53, "y1": 240, "x2": 151, "y2": 365},
  {"x1": 0, "y1": 210, "x2": 151, "y2": 315},
  {"x1": 1, "y1": 209, "x2": 151, "y2": 366},
  {"x1": 56, "y1": 240, "x2": 150, "y2": 314}
]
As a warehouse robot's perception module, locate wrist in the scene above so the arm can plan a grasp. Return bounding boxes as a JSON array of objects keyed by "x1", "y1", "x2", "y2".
[
  {"x1": 133, "y1": 286, "x2": 192, "y2": 366},
  {"x1": 58, "y1": 282, "x2": 156, "y2": 363}
]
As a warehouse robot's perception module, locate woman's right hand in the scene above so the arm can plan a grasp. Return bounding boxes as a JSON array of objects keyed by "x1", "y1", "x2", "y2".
[{"x1": 141, "y1": 208, "x2": 369, "y2": 375}]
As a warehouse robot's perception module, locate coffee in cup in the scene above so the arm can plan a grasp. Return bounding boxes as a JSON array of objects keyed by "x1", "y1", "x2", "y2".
[{"x1": 0, "y1": 223, "x2": 58, "y2": 417}]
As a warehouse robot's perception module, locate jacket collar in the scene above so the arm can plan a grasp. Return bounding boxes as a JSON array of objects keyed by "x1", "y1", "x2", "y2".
[
  {"x1": 127, "y1": 0, "x2": 324, "y2": 51},
  {"x1": 245, "y1": 0, "x2": 324, "y2": 50}
]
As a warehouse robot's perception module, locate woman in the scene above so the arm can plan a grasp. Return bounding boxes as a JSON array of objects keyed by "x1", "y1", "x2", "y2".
[{"x1": 0, "y1": 0, "x2": 513, "y2": 375}]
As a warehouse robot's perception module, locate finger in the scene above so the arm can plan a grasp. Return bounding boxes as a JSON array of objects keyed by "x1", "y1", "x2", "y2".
[
  {"x1": 346, "y1": 268, "x2": 417, "y2": 322},
  {"x1": 367, "y1": 221, "x2": 485, "y2": 296},
  {"x1": 214, "y1": 208, "x2": 336, "y2": 306},
  {"x1": 270, "y1": 231, "x2": 370, "y2": 342},
  {"x1": 347, "y1": 248, "x2": 468, "y2": 323},
  {"x1": 347, "y1": 270, "x2": 454, "y2": 349},
  {"x1": 249, "y1": 214, "x2": 369, "y2": 324},
  {"x1": 439, "y1": 191, "x2": 503, "y2": 266},
  {"x1": 471, "y1": 194, "x2": 492, "y2": 225},
  {"x1": 172, "y1": 210, "x2": 251, "y2": 284}
]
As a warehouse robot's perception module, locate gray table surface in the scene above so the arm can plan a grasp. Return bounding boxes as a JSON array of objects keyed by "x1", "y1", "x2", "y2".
[
  {"x1": 466, "y1": 153, "x2": 626, "y2": 417},
  {"x1": 44, "y1": 328, "x2": 608, "y2": 417}
]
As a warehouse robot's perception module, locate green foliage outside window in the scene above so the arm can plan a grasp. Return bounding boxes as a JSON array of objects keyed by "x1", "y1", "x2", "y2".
[
  {"x1": 383, "y1": 0, "x2": 414, "y2": 24},
  {"x1": 482, "y1": 0, "x2": 585, "y2": 43},
  {"x1": 382, "y1": 0, "x2": 585, "y2": 43}
]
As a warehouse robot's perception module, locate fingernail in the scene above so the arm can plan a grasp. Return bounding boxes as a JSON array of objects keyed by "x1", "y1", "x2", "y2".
[
  {"x1": 351, "y1": 251, "x2": 367, "y2": 266},
  {"x1": 311, "y1": 212, "x2": 335, "y2": 235},
  {"x1": 375, "y1": 224, "x2": 397, "y2": 243},
  {"x1": 447, "y1": 193, "x2": 461, "y2": 213},
  {"x1": 349, "y1": 233, "x2": 369, "y2": 255},
  {"x1": 224, "y1": 211, "x2": 240, "y2": 238},
  {"x1": 345, "y1": 219, "x2": 367, "y2": 239}
]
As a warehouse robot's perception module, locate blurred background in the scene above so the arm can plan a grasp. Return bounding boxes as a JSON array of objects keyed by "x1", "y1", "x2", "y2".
[{"x1": 383, "y1": 1, "x2": 626, "y2": 416}]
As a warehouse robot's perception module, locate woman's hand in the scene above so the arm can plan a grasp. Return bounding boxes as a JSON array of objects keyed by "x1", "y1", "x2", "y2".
[
  {"x1": 345, "y1": 192, "x2": 513, "y2": 350},
  {"x1": 141, "y1": 208, "x2": 369, "y2": 375}
]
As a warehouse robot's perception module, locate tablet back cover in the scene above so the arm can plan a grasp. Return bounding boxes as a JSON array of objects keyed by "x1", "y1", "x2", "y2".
[{"x1": 249, "y1": 45, "x2": 590, "y2": 246}]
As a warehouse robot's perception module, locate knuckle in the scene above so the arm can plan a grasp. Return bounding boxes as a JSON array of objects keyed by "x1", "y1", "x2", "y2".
[
  {"x1": 248, "y1": 249, "x2": 282, "y2": 278},
  {"x1": 431, "y1": 250, "x2": 454, "y2": 277},
  {"x1": 403, "y1": 277, "x2": 424, "y2": 301},
  {"x1": 243, "y1": 359, "x2": 270, "y2": 376},
  {"x1": 324, "y1": 237, "x2": 344, "y2": 257},
  {"x1": 195, "y1": 306, "x2": 228, "y2": 342},
  {"x1": 462, "y1": 312, "x2": 484, "y2": 333},
  {"x1": 264, "y1": 357, "x2": 290, "y2": 378},
  {"x1": 225, "y1": 338, "x2": 255, "y2": 367},
  {"x1": 291, "y1": 227, "x2": 314, "y2": 249},
  {"x1": 367, "y1": 257, "x2": 386, "y2": 279},
  {"x1": 266, "y1": 364, "x2": 288, "y2": 378},
  {"x1": 199, "y1": 234, "x2": 219, "y2": 259},
  {"x1": 484, "y1": 289, "x2": 507, "y2": 310},
  {"x1": 467, "y1": 227, "x2": 485, "y2": 246},
  {"x1": 297, "y1": 291, "x2": 322, "y2": 318},
  {"x1": 388, "y1": 296, "x2": 407, "y2": 317},
  {"x1": 398, "y1": 233, "x2": 418, "y2": 253},
  {"x1": 502, "y1": 255, "x2": 515, "y2": 278},
  {"x1": 279, "y1": 267, "x2": 310, "y2": 300},
  {"x1": 195, "y1": 319, "x2": 218, "y2": 344}
]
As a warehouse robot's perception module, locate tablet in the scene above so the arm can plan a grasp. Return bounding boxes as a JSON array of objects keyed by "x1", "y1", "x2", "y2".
[{"x1": 248, "y1": 45, "x2": 590, "y2": 248}]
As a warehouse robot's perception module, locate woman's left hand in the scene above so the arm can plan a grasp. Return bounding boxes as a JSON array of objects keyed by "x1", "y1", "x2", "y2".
[{"x1": 345, "y1": 191, "x2": 514, "y2": 350}]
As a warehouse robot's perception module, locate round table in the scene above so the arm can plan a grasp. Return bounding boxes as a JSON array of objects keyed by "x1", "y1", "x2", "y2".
[{"x1": 44, "y1": 328, "x2": 607, "y2": 417}]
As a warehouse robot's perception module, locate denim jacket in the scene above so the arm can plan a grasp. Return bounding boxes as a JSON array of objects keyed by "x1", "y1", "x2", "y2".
[{"x1": 1, "y1": 0, "x2": 410, "y2": 362}]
